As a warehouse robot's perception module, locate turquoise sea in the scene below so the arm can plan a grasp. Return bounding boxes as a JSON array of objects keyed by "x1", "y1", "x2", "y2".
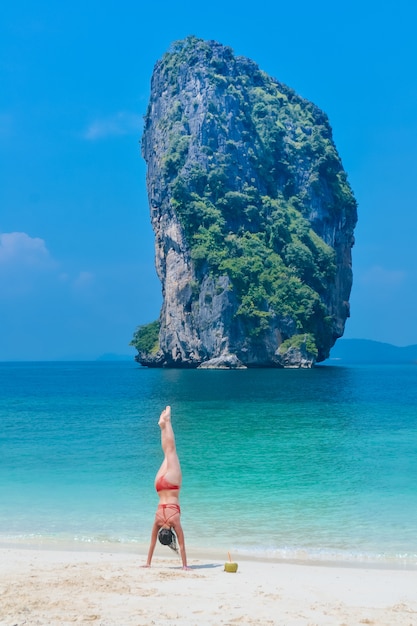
[{"x1": 1, "y1": 361, "x2": 416, "y2": 567}]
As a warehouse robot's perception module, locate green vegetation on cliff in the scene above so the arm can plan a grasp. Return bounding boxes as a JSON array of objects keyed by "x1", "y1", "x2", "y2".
[
  {"x1": 278, "y1": 333, "x2": 319, "y2": 358},
  {"x1": 138, "y1": 37, "x2": 357, "y2": 365},
  {"x1": 130, "y1": 320, "x2": 160, "y2": 354},
  {"x1": 142, "y1": 37, "x2": 356, "y2": 350}
]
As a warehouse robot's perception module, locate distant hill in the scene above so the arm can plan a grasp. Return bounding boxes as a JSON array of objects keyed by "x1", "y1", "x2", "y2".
[{"x1": 325, "y1": 339, "x2": 417, "y2": 364}]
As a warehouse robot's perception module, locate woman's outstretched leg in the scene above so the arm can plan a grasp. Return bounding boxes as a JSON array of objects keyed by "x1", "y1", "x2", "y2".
[
  {"x1": 157, "y1": 406, "x2": 182, "y2": 484},
  {"x1": 158, "y1": 405, "x2": 176, "y2": 451}
]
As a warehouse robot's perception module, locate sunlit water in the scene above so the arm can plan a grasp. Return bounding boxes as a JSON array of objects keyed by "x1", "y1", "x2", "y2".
[{"x1": 1, "y1": 361, "x2": 416, "y2": 566}]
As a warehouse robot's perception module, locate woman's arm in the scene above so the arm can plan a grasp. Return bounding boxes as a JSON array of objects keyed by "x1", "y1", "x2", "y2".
[
  {"x1": 143, "y1": 522, "x2": 159, "y2": 567},
  {"x1": 174, "y1": 522, "x2": 190, "y2": 570}
]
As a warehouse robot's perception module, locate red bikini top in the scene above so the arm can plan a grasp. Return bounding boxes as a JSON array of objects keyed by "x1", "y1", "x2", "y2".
[{"x1": 155, "y1": 475, "x2": 180, "y2": 492}]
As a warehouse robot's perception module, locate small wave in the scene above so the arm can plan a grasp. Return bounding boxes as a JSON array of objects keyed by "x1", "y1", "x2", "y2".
[{"x1": 230, "y1": 543, "x2": 417, "y2": 569}]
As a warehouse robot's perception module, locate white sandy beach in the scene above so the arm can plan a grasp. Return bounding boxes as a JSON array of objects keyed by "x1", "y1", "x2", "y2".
[{"x1": 1, "y1": 545, "x2": 417, "y2": 625}]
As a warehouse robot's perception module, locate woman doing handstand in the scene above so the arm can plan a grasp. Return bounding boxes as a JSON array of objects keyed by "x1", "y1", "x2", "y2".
[{"x1": 144, "y1": 406, "x2": 189, "y2": 570}]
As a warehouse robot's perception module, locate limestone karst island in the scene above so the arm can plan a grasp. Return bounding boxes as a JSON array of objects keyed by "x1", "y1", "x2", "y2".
[{"x1": 131, "y1": 36, "x2": 357, "y2": 369}]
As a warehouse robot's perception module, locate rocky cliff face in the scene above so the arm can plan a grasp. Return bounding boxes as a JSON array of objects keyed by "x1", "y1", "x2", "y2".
[{"x1": 137, "y1": 36, "x2": 357, "y2": 368}]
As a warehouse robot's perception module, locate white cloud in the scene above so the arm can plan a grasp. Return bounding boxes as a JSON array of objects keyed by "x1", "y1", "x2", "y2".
[
  {"x1": 0, "y1": 232, "x2": 56, "y2": 297},
  {"x1": 0, "y1": 232, "x2": 93, "y2": 298},
  {"x1": 84, "y1": 111, "x2": 141, "y2": 140},
  {"x1": 72, "y1": 271, "x2": 95, "y2": 290},
  {"x1": 0, "y1": 231, "x2": 53, "y2": 268},
  {"x1": 359, "y1": 265, "x2": 406, "y2": 287}
]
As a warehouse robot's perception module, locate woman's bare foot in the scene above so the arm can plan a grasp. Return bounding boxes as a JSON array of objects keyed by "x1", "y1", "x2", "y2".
[{"x1": 158, "y1": 405, "x2": 171, "y2": 427}]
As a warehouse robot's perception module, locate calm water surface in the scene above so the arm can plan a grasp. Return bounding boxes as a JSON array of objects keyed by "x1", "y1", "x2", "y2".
[{"x1": 1, "y1": 361, "x2": 416, "y2": 566}]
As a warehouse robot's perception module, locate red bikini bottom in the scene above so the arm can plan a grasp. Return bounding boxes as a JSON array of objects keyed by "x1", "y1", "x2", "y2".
[{"x1": 155, "y1": 503, "x2": 181, "y2": 527}]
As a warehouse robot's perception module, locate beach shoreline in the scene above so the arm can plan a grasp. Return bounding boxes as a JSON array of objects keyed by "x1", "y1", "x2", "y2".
[
  {"x1": 1, "y1": 535, "x2": 416, "y2": 571},
  {"x1": 2, "y1": 544, "x2": 417, "y2": 625}
]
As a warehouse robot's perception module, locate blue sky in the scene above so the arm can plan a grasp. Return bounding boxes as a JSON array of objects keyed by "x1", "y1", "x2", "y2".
[{"x1": 1, "y1": 0, "x2": 416, "y2": 360}]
